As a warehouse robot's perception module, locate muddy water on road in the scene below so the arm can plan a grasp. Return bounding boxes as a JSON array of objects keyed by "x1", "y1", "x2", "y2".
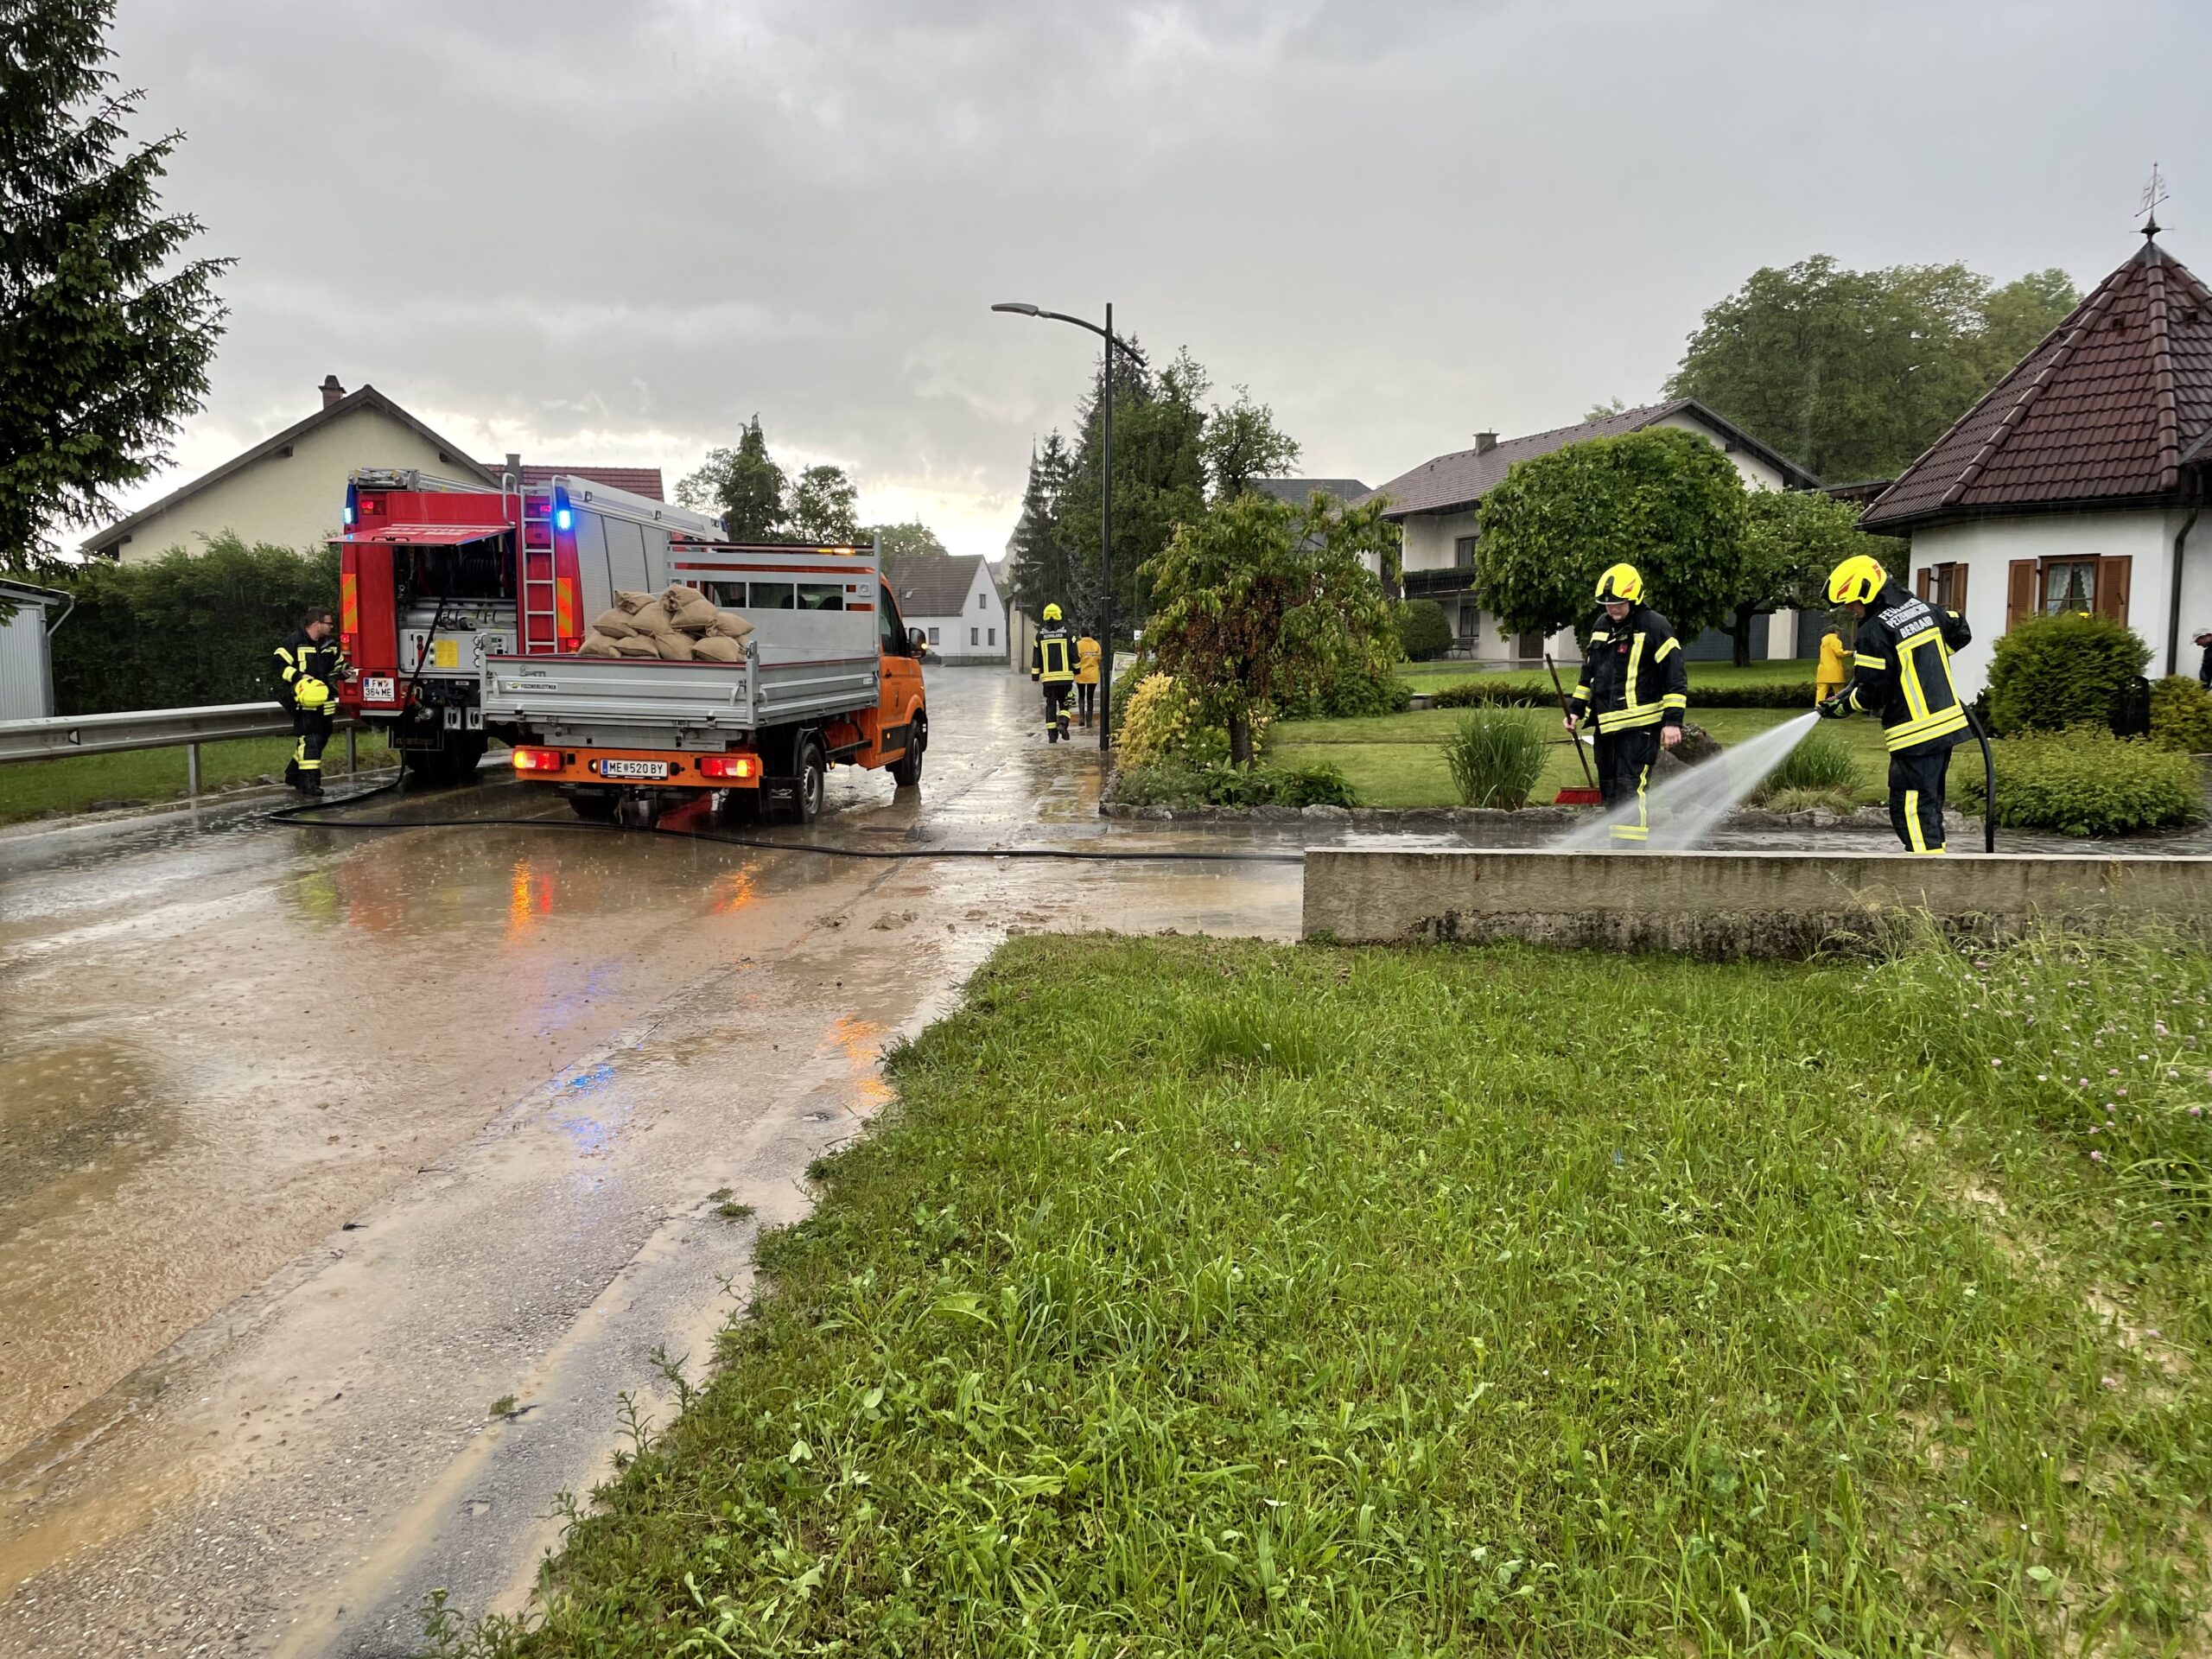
[{"x1": 0, "y1": 667, "x2": 1303, "y2": 1656}]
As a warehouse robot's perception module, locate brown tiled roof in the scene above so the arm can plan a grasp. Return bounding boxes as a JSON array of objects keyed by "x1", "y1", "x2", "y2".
[
  {"x1": 500, "y1": 464, "x2": 665, "y2": 499},
  {"x1": 1861, "y1": 238, "x2": 2212, "y2": 529},
  {"x1": 1357, "y1": 398, "x2": 1817, "y2": 519}
]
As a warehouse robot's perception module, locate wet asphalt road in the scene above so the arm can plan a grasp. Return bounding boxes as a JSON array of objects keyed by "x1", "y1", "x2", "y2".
[{"x1": 0, "y1": 667, "x2": 1309, "y2": 1658}]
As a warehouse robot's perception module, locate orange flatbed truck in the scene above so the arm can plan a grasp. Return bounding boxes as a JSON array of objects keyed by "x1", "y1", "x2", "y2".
[{"x1": 479, "y1": 542, "x2": 927, "y2": 826}]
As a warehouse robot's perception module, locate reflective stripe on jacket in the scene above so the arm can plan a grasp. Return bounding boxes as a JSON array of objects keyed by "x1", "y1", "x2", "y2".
[
  {"x1": 1033, "y1": 627, "x2": 1077, "y2": 683},
  {"x1": 1569, "y1": 605, "x2": 1688, "y2": 733},
  {"x1": 274, "y1": 628, "x2": 348, "y2": 709},
  {"x1": 1844, "y1": 584, "x2": 1971, "y2": 754}
]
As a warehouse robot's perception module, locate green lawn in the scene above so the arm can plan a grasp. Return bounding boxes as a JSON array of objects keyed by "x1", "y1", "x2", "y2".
[
  {"x1": 1279, "y1": 705, "x2": 1924, "y2": 809},
  {"x1": 0, "y1": 731, "x2": 396, "y2": 825},
  {"x1": 1402, "y1": 658, "x2": 1817, "y2": 690},
  {"x1": 490, "y1": 931, "x2": 2212, "y2": 1656}
]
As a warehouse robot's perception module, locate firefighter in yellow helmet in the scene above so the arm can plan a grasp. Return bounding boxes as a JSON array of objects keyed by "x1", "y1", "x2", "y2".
[
  {"x1": 1818, "y1": 554, "x2": 1972, "y2": 854},
  {"x1": 1031, "y1": 602, "x2": 1077, "y2": 742},
  {"x1": 273, "y1": 607, "x2": 348, "y2": 796},
  {"x1": 1565, "y1": 564, "x2": 1688, "y2": 842}
]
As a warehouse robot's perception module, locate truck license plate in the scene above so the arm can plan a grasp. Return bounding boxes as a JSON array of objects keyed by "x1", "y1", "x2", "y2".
[
  {"x1": 361, "y1": 676, "x2": 397, "y2": 702},
  {"x1": 601, "y1": 759, "x2": 670, "y2": 780}
]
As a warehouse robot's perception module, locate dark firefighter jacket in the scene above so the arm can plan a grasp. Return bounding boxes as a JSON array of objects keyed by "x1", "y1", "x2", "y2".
[
  {"x1": 1843, "y1": 583, "x2": 1971, "y2": 754},
  {"x1": 1570, "y1": 605, "x2": 1689, "y2": 733},
  {"x1": 274, "y1": 628, "x2": 348, "y2": 711},
  {"x1": 1032, "y1": 626, "x2": 1077, "y2": 683}
]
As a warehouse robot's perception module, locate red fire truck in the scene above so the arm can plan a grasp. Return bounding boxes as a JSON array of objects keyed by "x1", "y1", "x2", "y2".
[{"x1": 331, "y1": 469, "x2": 724, "y2": 780}]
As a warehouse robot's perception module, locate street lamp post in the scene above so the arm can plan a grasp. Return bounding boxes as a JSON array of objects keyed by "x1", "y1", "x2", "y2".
[{"x1": 992, "y1": 300, "x2": 1122, "y2": 752}]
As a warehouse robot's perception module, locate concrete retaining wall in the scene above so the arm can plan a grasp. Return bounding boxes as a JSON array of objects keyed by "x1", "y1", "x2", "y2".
[{"x1": 1303, "y1": 849, "x2": 2212, "y2": 959}]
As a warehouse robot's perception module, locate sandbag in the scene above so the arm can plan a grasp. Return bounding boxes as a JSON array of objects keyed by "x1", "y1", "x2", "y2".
[
  {"x1": 624, "y1": 602, "x2": 676, "y2": 638},
  {"x1": 663, "y1": 584, "x2": 720, "y2": 633},
  {"x1": 588, "y1": 607, "x2": 639, "y2": 639},
  {"x1": 709, "y1": 610, "x2": 755, "y2": 639},
  {"x1": 613, "y1": 634, "x2": 662, "y2": 658},
  {"x1": 690, "y1": 632, "x2": 741, "y2": 663},
  {"x1": 613, "y1": 590, "x2": 658, "y2": 614},
  {"x1": 575, "y1": 632, "x2": 624, "y2": 658},
  {"x1": 655, "y1": 631, "x2": 696, "y2": 662}
]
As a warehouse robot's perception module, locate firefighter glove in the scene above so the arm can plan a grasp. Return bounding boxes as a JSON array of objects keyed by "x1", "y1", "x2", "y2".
[{"x1": 1817, "y1": 691, "x2": 1852, "y2": 720}]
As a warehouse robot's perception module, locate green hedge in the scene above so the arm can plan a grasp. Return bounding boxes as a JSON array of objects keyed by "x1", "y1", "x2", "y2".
[
  {"x1": 1394, "y1": 599, "x2": 1452, "y2": 662},
  {"x1": 1275, "y1": 657, "x2": 1413, "y2": 720},
  {"x1": 1424, "y1": 677, "x2": 1812, "y2": 710},
  {"x1": 1114, "y1": 759, "x2": 1357, "y2": 810},
  {"x1": 1985, "y1": 611, "x2": 2150, "y2": 736},
  {"x1": 2150, "y1": 675, "x2": 2212, "y2": 753},
  {"x1": 51, "y1": 536, "x2": 337, "y2": 715},
  {"x1": 1955, "y1": 728, "x2": 2202, "y2": 836}
]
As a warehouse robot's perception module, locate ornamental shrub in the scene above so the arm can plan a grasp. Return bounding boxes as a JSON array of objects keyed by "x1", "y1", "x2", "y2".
[
  {"x1": 2149, "y1": 675, "x2": 2212, "y2": 753},
  {"x1": 1954, "y1": 728, "x2": 2201, "y2": 836},
  {"x1": 1753, "y1": 728, "x2": 1859, "y2": 801},
  {"x1": 1116, "y1": 672, "x2": 1192, "y2": 766},
  {"x1": 1275, "y1": 656, "x2": 1412, "y2": 720},
  {"x1": 1394, "y1": 599, "x2": 1453, "y2": 662},
  {"x1": 1440, "y1": 708, "x2": 1548, "y2": 809},
  {"x1": 1112, "y1": 759, "x2": 1356, "y2": 810},
  {"x1": 1984, "y1": 611, "x2": 2151, "y2": 736}
]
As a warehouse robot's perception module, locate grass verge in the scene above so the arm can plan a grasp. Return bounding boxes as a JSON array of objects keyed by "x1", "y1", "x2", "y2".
[
  {"x1": 0, "y1": 731, "x2": 397, "y2": 825},
  {"x1": 487, "y1": 930, "x2": 2212, "y2": 1657},
  {"x1": 1402, "y1": 660, "x2": 1816, "y2": 690}
]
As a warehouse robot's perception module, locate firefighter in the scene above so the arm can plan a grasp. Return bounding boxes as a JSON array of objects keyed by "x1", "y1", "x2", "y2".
[
  {"x1": 1073, "y1": 625, "x2": 1103, "y2": 728},
  {"x1": 1031, "y1": 603, "x2": 1077, "y2": 742},
  {"x1": 2195, "y1": 625, "x2": 2212, "y2": 689},
  {"x1": 274, "y1": 607, "x2": 348, "y2": 796},
  {"x1": 1564, "y1": 564, "x2": 1688, "y2": 843},
  {"x1": 1818, "y1": 555, "x2": 1972, "y2": 855}
]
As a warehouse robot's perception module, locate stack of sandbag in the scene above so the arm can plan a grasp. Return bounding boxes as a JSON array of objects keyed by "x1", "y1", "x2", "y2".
[{"x1": 574, "y1": 585, "x2": 756, "y2": 662}]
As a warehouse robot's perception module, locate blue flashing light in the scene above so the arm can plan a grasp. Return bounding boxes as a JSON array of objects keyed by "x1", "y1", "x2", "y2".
[
  {"x1": 342, "y1": 480, "x2": 359, "y2": 528},
  {"x1": 555, "y1": 507, "x2": 573, "y2": 531}
]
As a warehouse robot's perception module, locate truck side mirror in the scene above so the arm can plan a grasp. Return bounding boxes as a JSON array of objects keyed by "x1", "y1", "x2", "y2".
[{"x1": 907, "y1": 628, "x2": 927, "y2": 654}]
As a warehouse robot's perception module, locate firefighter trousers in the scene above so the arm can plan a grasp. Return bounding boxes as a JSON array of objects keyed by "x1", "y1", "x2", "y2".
[
  {"x1": 1593, "y1": 727, "x2": 1659, "y2": 843},
  {"x1": 1040, "y1": 681, "x2": 1072, "y2": 740},
  {"x1": 290, "y1": 708, "x2": 333, "y2": 790},
  {"x1": 1887, "y1": 746, "x2": 1951, "y2": 855}
]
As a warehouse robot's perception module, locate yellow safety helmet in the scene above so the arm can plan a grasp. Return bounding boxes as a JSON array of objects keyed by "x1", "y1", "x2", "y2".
[
  {"x1": 1593, "y1": 563, "x2": 1643, "y2": 604},
  {"x1": 1826, "y1": 555, "x2": 1888, "y2": 607},
  {"x1": 1042, "y1": 602, "x2": 1063, "y2": 622},
  {"x1": 295, "y1": 677, "x2": 330, "y2": 709}
]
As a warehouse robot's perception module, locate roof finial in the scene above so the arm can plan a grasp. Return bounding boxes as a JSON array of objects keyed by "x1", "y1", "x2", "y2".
[{"x1": 2139, "y1": 162, "x2": 2169, "y2": 241}]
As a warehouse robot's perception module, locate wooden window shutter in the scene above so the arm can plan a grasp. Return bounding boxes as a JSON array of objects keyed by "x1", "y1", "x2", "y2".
[
  {"x1": 2006, "y1": 559, "x2": 2036, "y2": 631},
  {"x1": 2095, "y1": 555, "x2": 2132, "y2": 624},
  {"x1": 1916, "y1": 567, "x2": 1932, "y2": 600},
  {"x1": 1952, "y1": 563, "x2": 1967, "y2": 613}
]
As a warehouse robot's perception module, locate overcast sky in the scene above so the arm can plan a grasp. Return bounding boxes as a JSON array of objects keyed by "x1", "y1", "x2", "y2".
[{"x1": 102, "y1": 0, "x2": 2212, "y2": 561}]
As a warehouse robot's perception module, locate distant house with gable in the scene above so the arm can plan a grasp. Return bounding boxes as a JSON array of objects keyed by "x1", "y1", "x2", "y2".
[
  {"x1": 83, "y1": 374, "x2": 666, "y2": 562},
  {"x1": 1859, "y1": 228, "x2": 2212, "y2": 695},
  {"x1": 1359, "y1": 401, "x2": 1819, "y2": 662},
  {"x1": 886, "y1": 550, "x2": 1007, "y2": 663}
]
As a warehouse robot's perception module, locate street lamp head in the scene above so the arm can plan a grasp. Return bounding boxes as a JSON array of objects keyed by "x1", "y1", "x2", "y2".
[{"x1": 990, "y1": 302, "x2": 1041, "y2": 316}]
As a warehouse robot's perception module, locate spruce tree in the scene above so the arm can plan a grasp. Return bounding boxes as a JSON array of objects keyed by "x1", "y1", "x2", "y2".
[
  {"x1": 1, "y1": 0, "x2": 231, "y2": 573},
  {"x1": 720, "y1": 415, "x2": 788, "y2": 541}
]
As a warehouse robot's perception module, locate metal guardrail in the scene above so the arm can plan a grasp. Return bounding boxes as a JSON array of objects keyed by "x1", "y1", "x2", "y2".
[{"x1": 0, "y1": 701, "x2": 365, "y2": 802}]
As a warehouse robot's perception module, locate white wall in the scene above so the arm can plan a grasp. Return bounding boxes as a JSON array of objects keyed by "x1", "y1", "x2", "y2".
[
  {"x1": 1648, "y1": 410, "x2": 1788, "y2": 492},
  {"x1": 103, "y1": 405, "x2": 483, "y2": 562},
  {"x1": 1905, "y1": 509, "x2": 2201, "y2": 696}
]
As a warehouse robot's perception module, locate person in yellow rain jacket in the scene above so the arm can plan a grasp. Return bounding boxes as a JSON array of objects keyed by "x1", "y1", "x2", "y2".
[
  {"x1": 1030, "y1": 603, "x2": 1077, "y2": 742},
  {"x1": 1815, "y1": 626, "x2": 1850, "y2": 705},
  {"x1": 1073, "y1": 627, "x2": 1102, "y2": 728}
]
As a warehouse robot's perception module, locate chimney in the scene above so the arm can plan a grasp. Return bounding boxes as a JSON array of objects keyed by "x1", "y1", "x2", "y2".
[
  {"x1": 320, "y1": 374, "x2": 345, "y2": 410},
  {"x1": 505, "y1": 452, "x2": 523, "y2": 484},
  {"x1": 1474, "y1": 430, "x2": 1498, "y2": 455}
]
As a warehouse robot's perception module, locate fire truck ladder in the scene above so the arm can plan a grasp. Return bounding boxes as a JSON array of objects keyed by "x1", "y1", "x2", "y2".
[{"x1": 518, "y1": 490, "x2": 560, "y2": 654}]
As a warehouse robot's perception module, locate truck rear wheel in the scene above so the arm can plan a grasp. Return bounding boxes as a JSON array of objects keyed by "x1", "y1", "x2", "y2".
[
  {"x1": 791, "y1": 738, "x2": 827, "y2": 823},
  {"x1": 889, "y1": 714, "x2": 925, "y2": 787}
]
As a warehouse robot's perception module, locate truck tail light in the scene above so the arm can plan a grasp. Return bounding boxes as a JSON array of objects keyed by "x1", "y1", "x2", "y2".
[
  {"x1": 512, "y1": 747, "x2": 563, "y2": 772},
  {"x1": 698, "y1": 754, "x2": 756, "y2": 780}
]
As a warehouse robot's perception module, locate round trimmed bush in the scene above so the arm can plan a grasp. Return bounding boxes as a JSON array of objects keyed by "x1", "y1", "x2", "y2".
[
  {"x1": 1395, "y1": 599, "x2": 1453, "y2": 662},
  {"x1": 1753, "y1": 728, "x2": 1859, "y2": 801},
  {"x1": 1985, "y1": 611, "x2": 2151, "y2": 736}
]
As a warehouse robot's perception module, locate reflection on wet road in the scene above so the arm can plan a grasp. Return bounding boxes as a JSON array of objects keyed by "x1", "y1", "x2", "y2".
[{"x1": 0, "y1": 666, "x2": 1303, "y2": 1658}]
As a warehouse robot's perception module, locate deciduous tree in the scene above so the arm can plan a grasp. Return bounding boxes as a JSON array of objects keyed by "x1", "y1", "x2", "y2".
[
  {"x1": 1472, "y1": 427, "x2": 1750, "y2": 640},
  {"x1": 787, "y1": 463, "x2": 858, "y2": 543},
  {"x1": 1, "y1": 0, "x2": 231, "y2": 575},
  {"x1": 1200, "y1": 385, "x2": 1300, "y2": 500},
  {"x1": 1727, "y1": 488, "x2": 1903, "y2": 665},
  {"x1": 676, "y1": 416, "x2": 788, "y2": 540},
  {"x1": 1143, "y1": 492, "x2": 1396, "y2": 766}
]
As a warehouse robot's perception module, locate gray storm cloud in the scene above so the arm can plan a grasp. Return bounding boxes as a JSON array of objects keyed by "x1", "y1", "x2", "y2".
[{"x1": 105, "y1": 0, "x2": 2211, "y2": 556}]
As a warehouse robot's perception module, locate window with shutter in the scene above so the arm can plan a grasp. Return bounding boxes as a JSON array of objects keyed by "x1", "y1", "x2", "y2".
[
  {"x1": 2006, "y1": 559, "x2": 2036, "y2": 631},
  {"x1": 1916, "y1": 568, "x2": 1932, "y2": 600}
]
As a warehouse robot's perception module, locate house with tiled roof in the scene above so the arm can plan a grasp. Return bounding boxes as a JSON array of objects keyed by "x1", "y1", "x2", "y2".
[
  {"x1": 1859, "y1": 230, "x2": 2212, "y2": 693},
  {"x1": 1361, "y1": 400, "x2": 1818, "y2": 663},
  {"x1": 885, "y1": 550, "x2": 1007, "y2": 662}
]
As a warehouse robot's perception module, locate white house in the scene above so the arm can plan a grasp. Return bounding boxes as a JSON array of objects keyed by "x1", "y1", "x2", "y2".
[
  {"x1": 1859, "y1": 230, "x2": 2212, "y2": 696},
  {"x1": 1361, "y1": 399, "x2": 1821, "y2": 663},
  {"x1": 886, "y1": 551, "x2": 1008, "y2": 663}
]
